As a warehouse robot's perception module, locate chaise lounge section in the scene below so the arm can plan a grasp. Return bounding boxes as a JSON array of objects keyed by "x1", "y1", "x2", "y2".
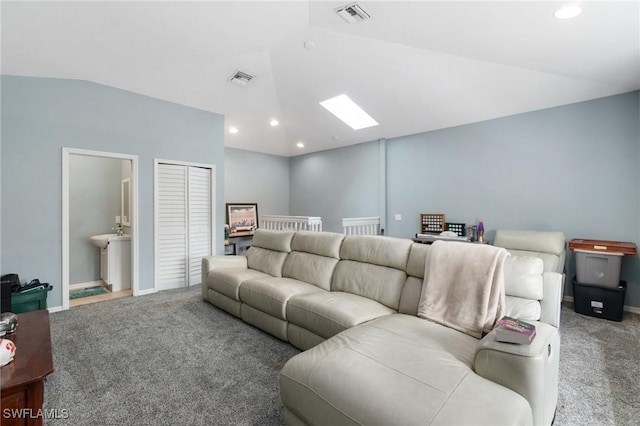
[{"x1": 202, "y1": 229, "x2": 564, "y2": 425}]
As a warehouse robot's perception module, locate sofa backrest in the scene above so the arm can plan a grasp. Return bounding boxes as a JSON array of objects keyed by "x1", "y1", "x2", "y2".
[
  {"x1": 246, "y1": 229, "x2": 295, "y2": 277},
  {"x1": 282, "y1": 231, "x2": 345, "y2": 290},
  {"x1": 503, "y1": 255, "x2": 544, "y2": 322},
  {"x1": 493, "y1": 229, "x2": 566, "y2": 273},
  {"x1": 399, "y1": 243, "x2": 546, "y2": 322},
  {"x1": 398, "y1": 243, "x2": 429, "y2": 316},
  {"x1": 332, "y1": 235, "x2": 412, "y2": 310}
]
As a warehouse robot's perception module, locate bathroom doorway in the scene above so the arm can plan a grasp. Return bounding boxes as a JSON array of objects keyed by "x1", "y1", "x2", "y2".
[{"x1": 62, "y1": 148, "x2": 139, "y2": 310}]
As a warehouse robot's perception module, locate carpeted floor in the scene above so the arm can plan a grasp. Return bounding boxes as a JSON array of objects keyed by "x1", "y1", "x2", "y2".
[
  {"x1": 44, "y1": 285, "x2": 639, "y2": 425},
  {"x1": 555, "y1": 304, "x2": 640, "y2": 425},
  {"x1": 45, "y1": 285, "x2": 299, "y2": 425}
]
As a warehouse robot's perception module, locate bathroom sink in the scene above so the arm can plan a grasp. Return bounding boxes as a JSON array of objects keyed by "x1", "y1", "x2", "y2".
[{"x1": 89, "y1": 234, "x2": 130, "y2": 249}]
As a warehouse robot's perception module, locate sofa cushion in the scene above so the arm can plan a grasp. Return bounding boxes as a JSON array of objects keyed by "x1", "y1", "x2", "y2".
[
  {"x1": 245, "y1": 229, "x2": 295, "y2": 276},
  {"x1": 251, "y1": 229, "x2": 295, "y2": 252},
  {"x1": 339, "y1": 235, "x2": 412, "y2": 270},
  {"x1": 246, "y1": 247, "x2": 289, "y2": 277},
  {"x1": 398, "y1": 276, "x2": 422, "y2": 316},
  {"x1": 505, "y1": 296, "x2": 541, "y2": 321},
  {"x1": 504, "y1": 256, "x2": 544, "y2": 300},
  {"x1": 493, "y1": 229, "x2": 566, "y2": 273},
  {"x1": 280, "y1": 314, "x2": 533, "y2": 426},
  {"x1": 291, "y1": 231, "x2": 344, "y2": 259},
  {"x1": 239, "y1": 277, "x2": 325, "y2": 320},
  {"x1": 282, "y1": 252, "x2": 339, "y2": 291},
  {"x1": 286, "y1": 292, "x2": 394, "y2": 339},
  {"x1": 405, "y1": 243, "x2": 429, "y2": 278},
  {"x1": 207, "y1": 268, "x2": 271, "y2": 301},
  {"x1": 398, "y1": 243, "x2": 430, "y2": 315},
  {"x1": 503, "y1": 256, "x2": 544, "y2": 321},
  {"x1": 332, "y1": 260, "x2": 407, "y2": 310}
]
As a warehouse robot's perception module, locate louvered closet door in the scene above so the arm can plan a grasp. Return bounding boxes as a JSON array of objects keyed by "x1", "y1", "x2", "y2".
[
  {"x1": 187, "y1": 166, "x2": 211, "y2": 286},
  {"x1": 157, "y1": 164, "x2": 188, "y2": 290}
]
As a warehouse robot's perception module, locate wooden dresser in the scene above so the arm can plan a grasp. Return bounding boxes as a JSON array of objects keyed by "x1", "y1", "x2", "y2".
[{"x1": 1, "y1": 310, "x2": 54, "y2": 425}]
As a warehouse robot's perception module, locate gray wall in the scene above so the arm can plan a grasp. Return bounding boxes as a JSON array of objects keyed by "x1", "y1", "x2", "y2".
[
  {"x1": 224, "y1": 148, "x2": 290, "y2": 223},
  {"x1": 289, "y1": 141, "x2": 382, "y2": 232},
  {"x1": 69, "y1": 155, "x2": 124, "y2": 284},
  {"x1": 289, "y1": 91, "x2": 640, "y2": 307},
  {"x1": 1, "y1": 76, "x2": 225, "y2": 309}
]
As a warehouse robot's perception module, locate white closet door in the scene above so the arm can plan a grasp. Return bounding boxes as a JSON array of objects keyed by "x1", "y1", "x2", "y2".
[
  {"x1": 157, "y1": 164, "x2": 188, "y2": 290},
  {"x1": 156, "y1": 161, "x2": 214, "y2": 291},
  {"x1": 187, "y1": 166, "x2": 211, "y2": 286}
]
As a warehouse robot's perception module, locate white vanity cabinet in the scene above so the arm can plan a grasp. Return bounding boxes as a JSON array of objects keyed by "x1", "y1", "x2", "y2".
[{"x1": 99, "y1": 238, "x2": 131, "y2": 291}]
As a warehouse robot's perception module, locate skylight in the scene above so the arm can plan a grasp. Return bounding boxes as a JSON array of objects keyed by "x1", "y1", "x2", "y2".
[
  {"x1": 319, "y1": 94, "x2": 379, "y2": 130},
  {"x1": 554, "y1": 5, "x2": 582, "y2": 19}
]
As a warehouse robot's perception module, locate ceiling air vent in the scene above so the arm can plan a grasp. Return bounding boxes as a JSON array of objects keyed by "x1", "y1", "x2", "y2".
[
  {"x1": 334, "y1": 2, "x2": 371, "y2": 23},
  {"x1": 230, "y1": 71, "x2": 254, "y2": 87}
]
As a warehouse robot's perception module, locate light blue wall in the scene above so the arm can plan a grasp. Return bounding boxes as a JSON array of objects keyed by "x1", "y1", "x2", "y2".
[
  {"x1": 289, "y1": 91, "x2": 640, "y2": 307},
  {"x1": 224, "y1": 148, "x2": 290, "y2": 223},
  {"x1": 387, "y1": 92, "x2": 640, "y2": 305},
  {"x1": 1, "y1": 76, "x2": 225, "y2": 309},
  {"x1": 289, "y1": 141, "x2": 382, "y2": 232},
  {"x1": 69, "y1": 155, "x2": 124, "y2": 284}
]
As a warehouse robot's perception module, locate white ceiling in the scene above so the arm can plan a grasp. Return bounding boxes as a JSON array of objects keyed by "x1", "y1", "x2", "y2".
[{"x1": 2, "y1": 1, "x2": 639, "y2": 157}]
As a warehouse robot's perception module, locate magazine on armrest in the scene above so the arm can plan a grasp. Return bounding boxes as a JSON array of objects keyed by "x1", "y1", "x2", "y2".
[{"x1": 495, "y1": 316, "x2": 536, "y2": 344}]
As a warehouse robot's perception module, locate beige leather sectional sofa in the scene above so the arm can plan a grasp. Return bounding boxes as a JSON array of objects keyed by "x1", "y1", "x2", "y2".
[{"x1": 202, "y1": 229, "x2": 564, "y2": 425}]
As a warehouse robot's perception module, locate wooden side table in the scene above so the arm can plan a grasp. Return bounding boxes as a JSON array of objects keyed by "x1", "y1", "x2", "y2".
[
  {"x1": 228, "y1": 231, "x2": 254, "y2": 256},
  {"x1": 1, "y1": 310, "x2": 54, "y2": 425}
]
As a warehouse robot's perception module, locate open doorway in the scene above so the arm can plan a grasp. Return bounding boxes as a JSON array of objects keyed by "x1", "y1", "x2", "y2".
[{"x1": 62, "y1": 148, "x2": 139, "y2": 310}]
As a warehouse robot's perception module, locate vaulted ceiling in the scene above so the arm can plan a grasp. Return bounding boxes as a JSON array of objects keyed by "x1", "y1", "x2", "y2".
[{"x1": 2, "y1": 1, "x2": 638, "y2": 157}]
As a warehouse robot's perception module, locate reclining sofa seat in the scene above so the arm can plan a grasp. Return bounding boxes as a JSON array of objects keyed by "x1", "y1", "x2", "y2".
[
  {"x1": 240, "y1": 230, "x2": 345, "y2": 342},
  {"x1": 494, "y1": 229, "x2": 566, "y2": 329},
  {"x1": 202, "y1": 229, "x2": 564, "y2": 426},
  {"x1": 202, "y1": 229, "x2": 296, "y2": 317},
  {"x1": 286, "y1": 233, "x2": 412, "y2": 349}
]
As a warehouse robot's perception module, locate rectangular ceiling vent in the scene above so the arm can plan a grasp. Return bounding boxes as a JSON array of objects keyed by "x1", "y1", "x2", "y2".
[
  {"x1": 334, "y1": 2, "x2": 371, "y2": 24},
  {"x1": 230, "y1": 71, "x2": 254, "y2": 87}
]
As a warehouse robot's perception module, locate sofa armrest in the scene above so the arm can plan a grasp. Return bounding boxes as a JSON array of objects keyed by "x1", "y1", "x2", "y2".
[
  {"x1": 201, "y1": 256, "x2": 248, "y2": 298},
  {"x1": 474, "y1": 322, "x2": 559, "y2": 426},
  {"x1": 540, "y1": 272, "x2": 564, "y2": 328},
  {"x1": 202, "y1": 255, "x2": 248, "y2": 274}
]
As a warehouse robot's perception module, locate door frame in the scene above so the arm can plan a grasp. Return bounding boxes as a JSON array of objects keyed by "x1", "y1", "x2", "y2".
[
  {"x1": 62, "y1": 148, "x2": 140, "y2": 311},
  {"x1": 153, "y1": 158, "x2": 216, "y2": 291}
]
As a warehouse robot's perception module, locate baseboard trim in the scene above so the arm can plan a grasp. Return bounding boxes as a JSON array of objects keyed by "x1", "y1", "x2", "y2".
[
  {"x1": 136, "y1": 288, "x2": 156, "y2": 296},
  {"x1": 563, "y1": 295, "x2": 640, "y2": 315},
  {"x1": 48, "y1": 305, "x2": 65, "y2": 313}
]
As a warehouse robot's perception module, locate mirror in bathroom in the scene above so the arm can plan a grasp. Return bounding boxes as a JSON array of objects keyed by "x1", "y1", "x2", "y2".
[{"x1": 121, "y1": 178, "x2": 131, "y2": 227}]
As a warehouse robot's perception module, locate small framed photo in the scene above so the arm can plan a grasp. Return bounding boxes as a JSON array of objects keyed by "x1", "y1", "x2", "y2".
[{"x1": 226, "y1": 203, "x2": 259, "y2": 233}]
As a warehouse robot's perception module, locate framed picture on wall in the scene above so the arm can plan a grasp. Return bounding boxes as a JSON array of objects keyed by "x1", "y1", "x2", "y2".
[{"x1": 226, "y1": 203, "x2": 259, "y2": 233}]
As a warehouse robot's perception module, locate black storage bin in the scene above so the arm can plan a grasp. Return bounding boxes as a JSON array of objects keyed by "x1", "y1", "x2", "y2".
[
  {"x1": 572, "y1": 276, "x2": 626, "y2": 322},
  {"x1": 1, "y1": 274, "x2": 20, "y2": 313},
  {"x1": 1, "y1": 281, "x2": 11, "y2": 313}
]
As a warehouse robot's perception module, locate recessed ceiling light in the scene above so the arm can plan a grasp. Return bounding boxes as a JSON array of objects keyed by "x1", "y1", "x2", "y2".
[
  {"x1": 229, "y1": 127, "x2": 239, "y2": 134},
  {"x1": 319, "y1": 94, "x2": 379, "y2": 130},
  {"x1": 554, "y1": 5, "x2": 582, "y2": 19},
  {"x1": 296, "y1": 142, "x2": 305, "y2": 148},
  {"x1": 270, "y1": 119, "x2": 279, "y2": 127}
]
